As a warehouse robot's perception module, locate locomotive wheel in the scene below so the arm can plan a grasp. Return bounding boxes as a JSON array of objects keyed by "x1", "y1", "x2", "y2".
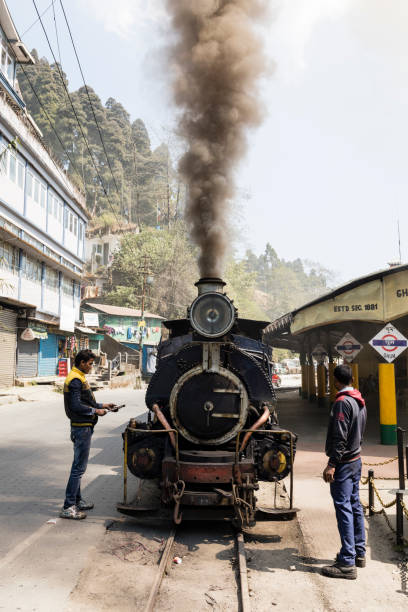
[{"x1": 127, "y1": 436, "x2": 164, "y2": 479}]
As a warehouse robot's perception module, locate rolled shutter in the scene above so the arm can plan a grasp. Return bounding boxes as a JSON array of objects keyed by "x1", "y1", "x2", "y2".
[
  {"x1": 16, "y1": 336, "x2": 38, "y2": 377},
  {"x1": 0, "y1": 308, "x2": 17, "y2": 387}
]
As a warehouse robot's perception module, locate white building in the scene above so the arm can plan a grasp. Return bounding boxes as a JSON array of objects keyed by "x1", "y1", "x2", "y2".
[
  {"x1": 0, "y1": 0, "x2": 90, "y2": 385},
  {"x1": 83, "y1": 223, "x2": 139, "y2": 298}
]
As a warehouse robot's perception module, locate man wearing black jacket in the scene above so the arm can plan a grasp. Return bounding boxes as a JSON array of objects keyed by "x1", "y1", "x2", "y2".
[
  {"x1": 60, "y1": 350, "x2": 115, "y2": 520},
  {"x1": 321, "y1": 364, "x2": 367, "y2": 580}
]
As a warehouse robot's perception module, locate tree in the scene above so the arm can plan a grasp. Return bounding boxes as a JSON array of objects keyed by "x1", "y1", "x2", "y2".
[
  {"x1": 17, "y1": 54, "x2": 178, "y2": 230},
  {"x1": 105, "y1": 222, "x2": 198, "y2": 319}
]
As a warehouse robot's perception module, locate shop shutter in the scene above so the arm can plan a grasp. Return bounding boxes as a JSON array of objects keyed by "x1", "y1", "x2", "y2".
[
  {"x1": 0, "y1": 308, "x2": 17, "y2": 387},
  {"x1": 16, "y1": 336, "x2": 38, "y2": 377},
  {"x1": 38, "y1": 334, "x2": 58, "y2": 376}
]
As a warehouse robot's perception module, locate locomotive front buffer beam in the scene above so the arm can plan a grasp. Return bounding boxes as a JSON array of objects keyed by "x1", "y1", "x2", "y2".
[{"x1": 117, "y1": 427, "x2": 299, "y2": 525}]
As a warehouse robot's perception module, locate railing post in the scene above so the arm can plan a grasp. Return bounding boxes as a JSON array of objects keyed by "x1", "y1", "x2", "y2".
[
  {"x1": 108, "y1": 360, "x2": 112, "y2": 381},
  {"x1": 397, "y1": 427, "x2": 406, "y2": 491},
  {"x1": 368, "y1": 469, "x2": 374, "y2": 516},
  {"x1": 396, "y1": 492, "x2": 403, "y2": 546},
  {"x1": 405, "y1": 443, "x2": 408, "y2": 480}
]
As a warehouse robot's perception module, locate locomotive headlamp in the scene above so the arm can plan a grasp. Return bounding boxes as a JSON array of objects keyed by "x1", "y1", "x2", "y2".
[{"x1": 189, "y1": 292, "x2": 236, "y2": 338}]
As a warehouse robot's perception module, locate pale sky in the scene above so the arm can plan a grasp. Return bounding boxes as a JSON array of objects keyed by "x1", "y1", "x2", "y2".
[{"x1": 7, "y1": 0, "x2": 408, "y2": 284}]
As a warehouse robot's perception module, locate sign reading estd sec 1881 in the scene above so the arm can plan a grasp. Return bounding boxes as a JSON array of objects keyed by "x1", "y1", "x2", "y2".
[{"x1": 369, "y1": 323, "x2": 408, "y2": 363}]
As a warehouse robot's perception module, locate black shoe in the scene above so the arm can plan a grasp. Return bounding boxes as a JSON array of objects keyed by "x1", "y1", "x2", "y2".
[
  {"x1": 322, "y1": 562, "x2": 357, "y2": 580},
  {"x1": 76, "y1": 499, "x2": 94, "y2": 511},
  {"x1": 336, "y1": 553, "x2": 366, "y2": 568}
]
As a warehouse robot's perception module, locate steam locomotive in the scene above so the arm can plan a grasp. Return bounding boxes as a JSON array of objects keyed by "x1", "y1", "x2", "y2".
[{"x1": 119, "y1": 278, "x2": 297, "y2": 528}]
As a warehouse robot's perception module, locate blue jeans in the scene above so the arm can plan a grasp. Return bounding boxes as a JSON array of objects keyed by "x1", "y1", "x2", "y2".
[
  {"x1": 63, "y1": 426, "x2": 93, "y2": 509},
  {"x1": 330, "y1": 458, "x2": 366, "y2": 566}
]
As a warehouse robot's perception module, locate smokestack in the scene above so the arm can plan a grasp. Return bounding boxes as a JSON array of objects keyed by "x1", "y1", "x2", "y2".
[
  {"x1": 166, "y1": 0, "x2": 267, "y2": 278},
  {"x1": 195, "y1": 277, "x2": 226, "y2": 295}
]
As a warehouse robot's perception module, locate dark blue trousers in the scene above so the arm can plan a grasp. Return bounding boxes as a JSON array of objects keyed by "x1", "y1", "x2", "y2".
[
  {"x1": 64, "y1": 426, "x2": 93, "y2": 509},
  {"x1": 330, "y1": 458, "x2": 366, "y2": 566}
]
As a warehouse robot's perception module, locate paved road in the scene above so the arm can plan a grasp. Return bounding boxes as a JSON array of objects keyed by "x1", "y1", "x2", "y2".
[{"x1": 0, "y1": 386, "x2": 147, "y2": 612}]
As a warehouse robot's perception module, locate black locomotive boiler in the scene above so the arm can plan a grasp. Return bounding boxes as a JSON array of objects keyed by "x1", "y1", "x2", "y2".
[{"x1": 118, "y1": 278, "x2": 297, "y2": 528}]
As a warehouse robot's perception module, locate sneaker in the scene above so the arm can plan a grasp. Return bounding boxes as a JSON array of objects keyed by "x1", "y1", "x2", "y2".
[
  {"x1": 336, "y1": 553, "x2": 366, "y2": 568},
  {"x1": 76, "y1": 499, "x2": 94, "y2": 511},
  {"x1": 60, "y1": 505, "x2": 87, "y2": 520},
  {"x1": 322, "y1": 562, "x2": 357, "y2": 580}
]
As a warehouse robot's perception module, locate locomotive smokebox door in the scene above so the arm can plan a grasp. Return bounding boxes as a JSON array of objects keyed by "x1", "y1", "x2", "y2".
[{"x1": 170, "y1": 343, "x2": 249, "y2": 445}]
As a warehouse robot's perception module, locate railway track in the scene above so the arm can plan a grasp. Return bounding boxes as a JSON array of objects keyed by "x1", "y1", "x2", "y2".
[{"x1": 144, "y1": 526, "x2": 251, "y2": 612}]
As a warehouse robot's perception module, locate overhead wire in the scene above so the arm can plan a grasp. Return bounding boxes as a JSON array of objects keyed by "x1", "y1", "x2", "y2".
[
  {"x1": 21, "y1": 0, "x2": 56, "y2": 37},
  {"x1": 52, "y1": 1, "x2": 62, "y2": 67},
  {"x1": 31, "y1": 0, "x2": 124, "y2": 232},
  {"x1": 7, "y1": 6, "x2": 90, "y2": 195},
  {"x1": 35, "y1": 1, "x2": 174, "y2": 233},
  {"x1": 58, "y1": 0, "x2": 122, "y2": 200}
]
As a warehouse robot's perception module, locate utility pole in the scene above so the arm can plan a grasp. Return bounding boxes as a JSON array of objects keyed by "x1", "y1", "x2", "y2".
[
  {"x1": 398, "y1": 219, "x2": 402, "y2": 263},
  {"x1": 166, "y1": 149, "x2": 170, "y2": 229},
  {"x1": 139, "y1": 254, "x2": 152, "y2": 373}
]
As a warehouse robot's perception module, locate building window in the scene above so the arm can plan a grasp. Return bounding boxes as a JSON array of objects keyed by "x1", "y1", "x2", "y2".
[
  {"x1": 9, "y1": 153, "x2": 16, "y2": 182},
  {"x1": 0, "y1": 37, "x2": 14, "y2": 85},
  {"x1": 34, "y1": 178, "x2": 39, "y2": 203},
  {"x1": 74, "y1": 217, "x2": 77, "y2": 236},
  {"x1": 26, "y1": 172, "x2": 33, "y2": 197},
  {"x1": 7, "y1": 55, "x2": 13, "y2": 80},
  {"x1": 0, "y1": 146, "x2": 6, "y2": 173},
  {"x1": 22, "y1": 255, "x2": 42, "y2": 282},
  {"x1": 59, "y1": 203, "x2": 63, "y2": 222},
  {"x1": 53, "y1": 197, "x2": 58, "y2": 218},
  {"x1": 45, "y1": 266, "x2": 59, "y2": 290},
  {"x1": 40, "y1": 184, "x2": 46, "y2": 208},
  {"x1": 62, "y1": 276, "x2": 73, "y2": 296},
  {"x1": 1, "y1": 45, "x2": 5, "y2": 72},
  {"x1": 69, "y1": 212, "x2": 73, "y2": 233},
  {"x1": 64, "y1": 208, "x2": 68, "y2": 229},
  {"x1": 0, "y1": 239, "x2": 18, "y2": 272},
  {"x1": 17, "y1": 161, "x2": 24, "y2": 189}
]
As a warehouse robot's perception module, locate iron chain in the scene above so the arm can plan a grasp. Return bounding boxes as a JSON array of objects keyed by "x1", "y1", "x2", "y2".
[
  {"x1": 370, "y1": 477, "x2": 397, "y2": 509},
  {"x1": 363, "y1": 456, "x2": 398, "y2": 467}
]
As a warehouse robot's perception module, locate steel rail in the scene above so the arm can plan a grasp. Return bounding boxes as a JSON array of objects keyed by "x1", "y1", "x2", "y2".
[
  {"x1": 142, "y1": 526, "x2": 252, "y2": 611},
  {"x1": 144, "y1": 528, "x2": 177, "y2": 612},
  {"x1": 236, "y1": 531, "x2": 251, "y2": 612}
]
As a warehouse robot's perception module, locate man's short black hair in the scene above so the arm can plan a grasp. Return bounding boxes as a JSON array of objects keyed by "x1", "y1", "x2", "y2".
[
  {"x1": 74, "y1": 349, "x2": 96, "y2": 367},
  {"x1": 334, "y1": 364, "x2": 353, "y2": 385}
]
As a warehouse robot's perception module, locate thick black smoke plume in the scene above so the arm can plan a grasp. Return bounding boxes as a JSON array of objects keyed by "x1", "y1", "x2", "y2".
[{"x1": 166, "y1": 0, "x2": 267, "y2": 278}]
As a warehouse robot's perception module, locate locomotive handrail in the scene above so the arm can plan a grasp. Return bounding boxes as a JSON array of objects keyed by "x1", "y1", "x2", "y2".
[
  {"x1": 234, "y1": 429, "x2": 295, "y2": 510},
  {"x1": 123, "y1": 427, "x2": 180, "y2": 504}
]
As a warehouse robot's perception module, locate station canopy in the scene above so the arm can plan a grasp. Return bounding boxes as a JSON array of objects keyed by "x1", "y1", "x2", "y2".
[{"x1": 263, "y1": 264, "x2": 408, "y2": 353}]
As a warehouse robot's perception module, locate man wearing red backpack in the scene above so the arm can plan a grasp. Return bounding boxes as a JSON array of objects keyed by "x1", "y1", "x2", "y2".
[{"x1": 321, "y1": 364, "x2": 367, "y2": 580}]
